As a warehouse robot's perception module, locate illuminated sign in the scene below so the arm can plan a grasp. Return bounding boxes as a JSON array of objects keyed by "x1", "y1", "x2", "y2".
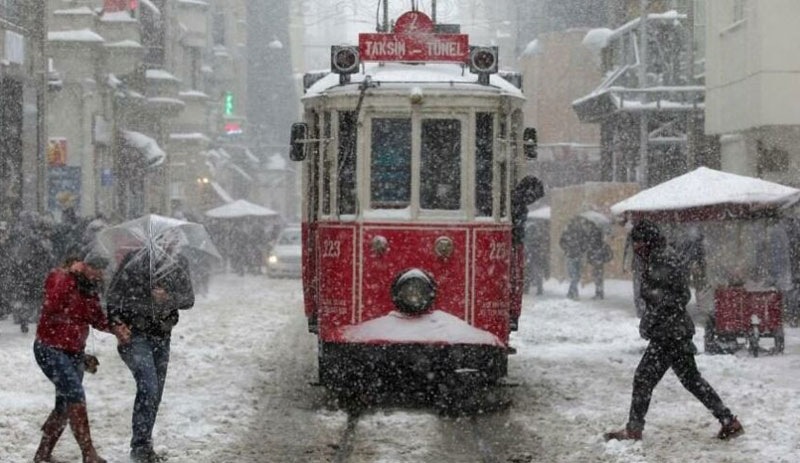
[{"x1": 224, "y1": 91, "x2": 234, "y2": 116}]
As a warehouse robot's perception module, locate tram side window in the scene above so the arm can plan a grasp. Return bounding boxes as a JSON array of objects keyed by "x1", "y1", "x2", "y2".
[
  {"x1": 498, "y1": 117, "x2": 508, "y2": 218},
  {"x1": 338, "y1": 111, "x2": 357, "y2": 215},
  {"x1": 371, "y1": 118, "x2": 411, "y2": 208},
  {"x1": 322, "y1": 112, "x2": 332, "y2": 216},
  {"x1": 421, "y1": 119, "x2": 461, "y2": 210},
  {"x1": 475, "y1": 113, "x2": 493, "y2": 216},
  {"x1": 308, "y1": 110, "x2": 320, "y2": 221}
]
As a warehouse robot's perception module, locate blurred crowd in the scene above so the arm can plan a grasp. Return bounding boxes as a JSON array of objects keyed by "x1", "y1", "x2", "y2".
[{"x1": 0, "y1": 208, "x2": 106, "y2": 333}]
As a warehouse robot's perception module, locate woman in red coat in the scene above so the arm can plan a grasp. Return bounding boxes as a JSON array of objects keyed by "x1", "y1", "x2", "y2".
[{"x1": 33, "y1": 255, "x2": 130, "y2": 463}]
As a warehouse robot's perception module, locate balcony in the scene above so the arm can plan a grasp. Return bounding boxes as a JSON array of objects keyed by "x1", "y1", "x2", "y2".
[
  {"x1": 51, "y1": 7, "x2": 96, "y2": 32},
  {"x1": 98, "y1": 10, "x2": 141, "y2": 44},
  {"x1": 176, "y1": 0, "x2": 209, "y2": 48},
  {"x1": 104, "y1": 40, "x2": 144, "y2": 77},
  {"x1": 48, "y1": 30, "x2": 105, "y2": 82}
]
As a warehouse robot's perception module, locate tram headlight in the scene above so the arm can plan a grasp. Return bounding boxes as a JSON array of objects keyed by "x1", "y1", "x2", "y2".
[{"x1": 391, "y1": 269, "x2": 436, "y2": 315}]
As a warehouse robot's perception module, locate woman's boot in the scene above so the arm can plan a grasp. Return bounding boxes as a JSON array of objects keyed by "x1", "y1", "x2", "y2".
[
  {"x1": 34, "y1": 410, "x2": 68, "y2": 462},
  {"x1": 66, "y1": 402, "x2": 106, "y2": 463}
]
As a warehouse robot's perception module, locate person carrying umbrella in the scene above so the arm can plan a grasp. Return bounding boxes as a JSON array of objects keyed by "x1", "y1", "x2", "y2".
[
  {"x1": 33, "y1": 255, "x2": 131, "y2": 463},
  {"x1": 106, "y1": 229, "x2": 195, "y2": 463}
]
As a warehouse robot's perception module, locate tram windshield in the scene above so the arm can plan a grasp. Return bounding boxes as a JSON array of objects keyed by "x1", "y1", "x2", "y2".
[
  {"x1": 371, "y1": 118, "x2": 411, "y2": 208},
  {"x1": 370, "y1": 117, "x2": 463, "y2": 211}
]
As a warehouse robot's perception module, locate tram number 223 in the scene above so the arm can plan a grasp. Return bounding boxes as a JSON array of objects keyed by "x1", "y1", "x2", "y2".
[
  {"x1": 489, "y1": 241, "x2": 510, "y2": 260},
  {"x1": 322, "y1": 240, "x2": 341, "y2": 258}
]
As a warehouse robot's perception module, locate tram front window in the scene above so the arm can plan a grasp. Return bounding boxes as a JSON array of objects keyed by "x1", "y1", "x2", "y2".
[
  {"x1": 371, "y1": 118, "x2": 411, "y2": 208},
  {"x1": 421, "y1": 119, "x2": 461, "y2": 210}
]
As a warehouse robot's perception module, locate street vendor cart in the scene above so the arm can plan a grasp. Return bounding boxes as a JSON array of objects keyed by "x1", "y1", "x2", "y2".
[{"x1": 611, "y1": 167, "x2": 800, "y2": 357}]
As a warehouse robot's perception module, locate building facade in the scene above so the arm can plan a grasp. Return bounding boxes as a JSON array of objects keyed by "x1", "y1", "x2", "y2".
[
  {"x1": 703, "y1": 0, "x2": 800, "y2": 187},
  {"x1": 0, "y1": 0, "x2": 47, "y2": 222}
]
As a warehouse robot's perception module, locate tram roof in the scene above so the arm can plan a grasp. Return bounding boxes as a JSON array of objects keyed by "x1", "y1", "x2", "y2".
[{"x1": 303, "y1": 62, "x2": 524, "y2": 99}]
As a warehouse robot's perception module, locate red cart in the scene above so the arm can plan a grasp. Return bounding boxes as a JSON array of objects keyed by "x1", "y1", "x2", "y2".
[{"x1": 705, "y1": 287, "x2": 785, "y2": 356}]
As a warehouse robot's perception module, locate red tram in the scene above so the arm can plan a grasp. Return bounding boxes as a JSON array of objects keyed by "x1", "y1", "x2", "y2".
[{"x1": 289, "y1": 7, "x2": 540, "y2": 388}]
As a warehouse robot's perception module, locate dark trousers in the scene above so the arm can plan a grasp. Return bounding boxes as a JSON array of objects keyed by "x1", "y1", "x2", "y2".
[{"x1": 627, "y1": 338, "x2": 733, "y2": 432}]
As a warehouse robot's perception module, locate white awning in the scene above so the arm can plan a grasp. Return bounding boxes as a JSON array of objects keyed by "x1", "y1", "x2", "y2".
[{"x1": 122, "y1": 130, "x2": 166, "y2": 168}]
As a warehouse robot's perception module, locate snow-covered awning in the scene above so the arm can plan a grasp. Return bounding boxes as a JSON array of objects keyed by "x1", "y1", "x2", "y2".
[
  {"x1": 205, "y1": 199, "x2": 278, "y2": 219},
  {"x1": 122, "y1": 130, "x2": 166, "y2": 168},
  {"x1": 611, "y1": 167, "x2": 800, "y2": 222}
]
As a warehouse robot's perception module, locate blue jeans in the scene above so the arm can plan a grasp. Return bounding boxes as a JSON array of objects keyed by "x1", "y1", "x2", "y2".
[
  {"x1": 34, "y1": 340, "x2": 86, "y2": 413},
  {"x1": 118, "y1": 333, "x2": 171, "y2": 451},
  {"x1": 566, "y1": 257, "x2": 582, "y2": 298}
]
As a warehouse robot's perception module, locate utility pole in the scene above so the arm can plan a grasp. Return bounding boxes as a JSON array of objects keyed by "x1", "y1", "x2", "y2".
[
  {"x1": 638, "y1": 0, "x2": 649, "y2": 186},
  {"x1": 34, "y1": 0, "x2": 47, "y2": 212}
]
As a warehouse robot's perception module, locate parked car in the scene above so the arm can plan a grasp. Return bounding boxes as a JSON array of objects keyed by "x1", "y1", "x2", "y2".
[{"x1": 267, "y1": 226, "x2": 302, "y2": 278}]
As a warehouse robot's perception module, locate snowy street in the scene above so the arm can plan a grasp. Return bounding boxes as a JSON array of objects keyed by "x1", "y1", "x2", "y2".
[{"x1": 2, "y1": 274, "x2": 799, "y2": 463}]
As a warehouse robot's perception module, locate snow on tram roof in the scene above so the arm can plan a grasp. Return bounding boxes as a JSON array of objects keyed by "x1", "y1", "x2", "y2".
[{"x1": 304, "y1": 62, "x2": 524, "y2": 98}]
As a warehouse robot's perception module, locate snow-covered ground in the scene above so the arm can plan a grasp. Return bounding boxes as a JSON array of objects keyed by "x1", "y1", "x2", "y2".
[{"x1": 1, "y1": 274, "x2": 799, "y2": 462}]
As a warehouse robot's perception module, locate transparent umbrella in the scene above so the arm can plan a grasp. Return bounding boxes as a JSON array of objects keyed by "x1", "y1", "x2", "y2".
[{"x1": 91, "y1": 214, "x2": 221, "y2": 285}]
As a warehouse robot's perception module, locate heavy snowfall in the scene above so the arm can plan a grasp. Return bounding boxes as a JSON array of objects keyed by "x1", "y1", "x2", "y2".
[{"x1": 1, "y1": 274, "x2": 798, "y2": 463}]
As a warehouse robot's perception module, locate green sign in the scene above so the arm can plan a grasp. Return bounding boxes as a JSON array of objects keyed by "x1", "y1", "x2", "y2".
[{"x1": 224, "y1": 91, "x2": 234, "y2": 116}]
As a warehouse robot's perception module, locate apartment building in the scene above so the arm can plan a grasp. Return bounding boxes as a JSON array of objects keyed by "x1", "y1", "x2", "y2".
[
  {"x1": 703, "y1": 0, "x2": 800, "y2": 187},
  {"x1": 43, "y1": 0, "x2": 247, "y2": 220},
  {"x1": 0, "y1": 0, "x2": 47, "y2": 221}
]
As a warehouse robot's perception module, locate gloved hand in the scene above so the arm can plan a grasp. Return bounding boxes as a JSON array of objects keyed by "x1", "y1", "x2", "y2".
[{"x1": 84, "y1": 354, "x2": 99, "y2": 374}]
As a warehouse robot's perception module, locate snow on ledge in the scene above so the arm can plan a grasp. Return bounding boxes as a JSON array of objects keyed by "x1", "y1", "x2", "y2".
[
  {"x1": 341, "y1": 310, "x2": 504, "y2": 346},
  {"x1": 48, "y1": 29, "x2": 105, "y2": 43}
]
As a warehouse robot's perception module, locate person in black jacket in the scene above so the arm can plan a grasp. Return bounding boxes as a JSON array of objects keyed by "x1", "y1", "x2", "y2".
[
  {"x1": 604, "y1": 220, "x2": 744, "y2": 442},
  {"x1": 106, "y1": 233, "x2": 194, "y2": 463}
]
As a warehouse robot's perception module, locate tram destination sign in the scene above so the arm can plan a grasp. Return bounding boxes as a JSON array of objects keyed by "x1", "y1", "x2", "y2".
[
  {"x1": 359, "y1": 33, "x2": 468, "y2": 62},
  {"x1": 359, "y1": 10, "x2": 469, "y2": 63}
]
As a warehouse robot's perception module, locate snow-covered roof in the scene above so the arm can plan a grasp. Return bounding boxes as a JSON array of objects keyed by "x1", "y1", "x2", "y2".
[
  {"x1": 54, "y1": 7, "x2": 95, "y2": 16},
  {"x1": 122, "y1": 130, "x2": 166, "y2": 168},
  {"x1": 305, "y1": 62, "x2": 524, "y2": 98},
  {"x1": 177, "y1": 0, "x2": 210, "y2": 7},
  {"x1": 611, "y1": 167, "x2": 800, "y2": 220},
  {"x1": 169, "y1": 133, "x2": 210, "y2": 142},
  {"x1": 100, "y1": 11, "x2": 137, "y2": 22},
  {"x1": 178, "y1": 90, "x2": 210, "y2": 99},
  {"x1": 145, "y1": 69, "x2": 180, "y2": 81},
  {"x1": 105, "y1": 40, "x2": 143, "y2": 48},
  {"x1": 338, "y1": 310, "x2": 504, "y2": 346},
  {"x1": 205, "y1": 199, "x2": 278, "y2": 218},
  {"x1": 148, "y1": 97, "x2": 186, "y2": 106},
  {"x1": 581, "y1": 28, "x2": 613, "y2": 52},
  {"x1": 48, "y1": 29, "x2": 105, "y2": 43}
]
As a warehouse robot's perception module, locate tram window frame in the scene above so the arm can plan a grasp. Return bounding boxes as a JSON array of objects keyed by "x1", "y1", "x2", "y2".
[
  {"x1": 321, "y1": 111, "x2": 332, "y2": 216},
  {"x1": 369, "y1": 117, "x2": 412, "y2": 210},
  {"x1": 509, "y1": 109, "x2": 524, "y2": 206},
  {"x1": 498, "y1": 115, "x2": 508, "y2": 219},
  {"x1": 307, "y1": 110, "x2": 321, "y2": 223},
  {"x1": 420, "y1": 117, "x2": 462, "y2": 211},
  {"x1": 475, "y1": 112, "x2": 494, "y2": 217},
  {"x1": 337, "y1": 110, "x2": 358, "y2": 216}
]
